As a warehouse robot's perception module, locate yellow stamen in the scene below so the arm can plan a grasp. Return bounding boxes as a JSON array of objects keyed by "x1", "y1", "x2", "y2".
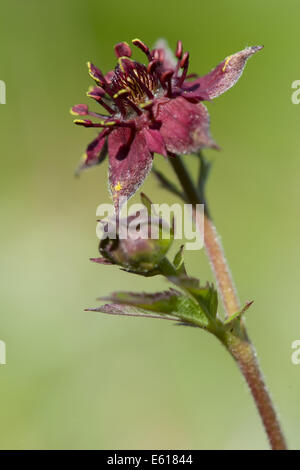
[
  {"x1": 96, "y1": 119, "x2": 116, "y2": 126},
  {"x1": 140, "y1": 100, "x2": 153, "y2": 109},
  {"x1": 86, "y1": 86, "x2": 94, "y2": 96},
  {"x1": 74, "y1": 119, "x2": 86, "y2": 124},
  {"x1": 118, "y1": 56, "x2": 132, "y2": 72},
  {"x1": 113, "y1": 89, "x2": 128, "y2": 99}
]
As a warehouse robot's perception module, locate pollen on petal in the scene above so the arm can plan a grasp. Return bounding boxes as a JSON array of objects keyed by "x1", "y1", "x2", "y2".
[
  {"x1": 108, "y1": 128, "x2": 153, "y2": 211},
  {"x1": 114, "y1": 181, "x2": 123, "y2": 191},
  {"x1": 186, "y1": 46, "x2": 263, "y2": 100},
  {"x1": 222, "y1": 55, "x2": 233, "y2": 72}
]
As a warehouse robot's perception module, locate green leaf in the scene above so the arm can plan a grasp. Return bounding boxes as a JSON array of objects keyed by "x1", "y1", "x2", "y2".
[
  {"x1": 224, "y1": 301, "x2": 254, "y2": 325},
  {"x1": 168, "y1": 275, "x2": 218, "y2": 320},
  {"x1": 87, "y1": 303, "x2": 179, "y2": 322},
  {"x1": 173, "y1": 245, "x2": 187, "y2": 275},
  {"x1": 103, "y1": 289, "x2": 181, "y2": 313},
  {"x1": 100, "y1": 288, "x2": 209, "y2": 328}
]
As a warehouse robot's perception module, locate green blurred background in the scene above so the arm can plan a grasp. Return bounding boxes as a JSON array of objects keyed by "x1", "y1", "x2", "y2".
[{"x1": 1, "y1": 0, "x2": 299, "y2": 450}]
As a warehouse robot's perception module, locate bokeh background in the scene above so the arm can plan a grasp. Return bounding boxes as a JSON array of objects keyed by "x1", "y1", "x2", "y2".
[{"x1": 1, "y1": 0, "x2": 299, "y2": 450}]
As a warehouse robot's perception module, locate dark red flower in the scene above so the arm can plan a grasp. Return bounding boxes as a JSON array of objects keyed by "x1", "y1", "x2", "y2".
[{"x1": 72, "y1": 39, "x2": 262, "y2": 210}]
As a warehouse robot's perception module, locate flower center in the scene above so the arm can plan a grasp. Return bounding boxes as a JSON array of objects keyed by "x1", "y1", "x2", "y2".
[{"x1": 111, "y1": 60, "x2": 159, "y2": 106}]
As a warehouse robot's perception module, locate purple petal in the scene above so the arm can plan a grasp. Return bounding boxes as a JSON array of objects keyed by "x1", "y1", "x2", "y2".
[
  {"x1": 108, "y1": 127, "x2": 153, "y2": 210},
  {"x1": 155, "y1": 96, "x2": 218, "y2": 154},
  {"x1": 186, "y1": 46, "x2": 263, "y2": 100},
  {"x1": 76, "y1": 130, "x2": 108, "y2": 174},
  {"x1": 105, "y1": 70, "x2": 115, "y2": 83},
  {"x1": 142, "y1": 127, "x2": 167, "y2": 157}
]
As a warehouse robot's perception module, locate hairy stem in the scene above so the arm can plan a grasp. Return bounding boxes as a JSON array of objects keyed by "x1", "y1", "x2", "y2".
[
  {"x1": 168, "y1": 154, "x2": 287, "y2": 450},
  {"x1": 203, "y1": 215, "x2": 240, "y2": 315},
  {"x1": 224, "y1": 331, "x2": 287, "y2": 450}
]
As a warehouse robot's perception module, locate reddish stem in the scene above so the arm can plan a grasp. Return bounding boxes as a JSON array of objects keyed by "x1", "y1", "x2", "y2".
[{"x1": 169, "y1": 155, "x2": 287, "y2": 450}]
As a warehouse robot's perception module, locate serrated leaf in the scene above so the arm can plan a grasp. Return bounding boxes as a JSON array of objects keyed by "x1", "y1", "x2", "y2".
[
  {"x1": 103, "y1": 289, "x2": 181, "y2": 313},
  {"x1": 100, "y1": 288, "x2": 209, "y2": 328},
  {"x1": 168, "y1": 275, "x2": 218, "y2": 320},
  {"x1": 87, "y1": 303, "x2": 179, "y2": 321}
]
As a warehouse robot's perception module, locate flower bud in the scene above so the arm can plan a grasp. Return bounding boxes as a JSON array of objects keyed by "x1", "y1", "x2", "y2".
[{"x1": 99, "y1": 213, "x2": 173, "y2": 274}]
